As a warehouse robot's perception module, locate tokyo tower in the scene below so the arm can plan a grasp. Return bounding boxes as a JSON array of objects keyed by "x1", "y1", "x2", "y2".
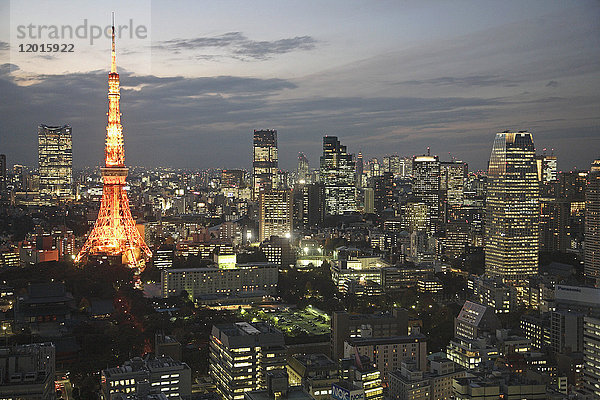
[{"x1": 75, "y1": 18, "x2": 152, "y2": 269}]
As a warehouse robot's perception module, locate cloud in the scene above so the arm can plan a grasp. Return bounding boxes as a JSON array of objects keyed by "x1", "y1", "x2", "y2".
[
  {"x1": 0, "y1": 42, "x2": 8, "y2": 51},
  {"x1": 398, "y1": 75, "x2": 519, "y2": 88},
  {"x1": 546, "y1": 80, "x2": 559, "y2": 88},
  {"x1": 0, "y1": 64, "x2": 20, "y2": 76},
  {"x1": 155, "y1": 32, "x2": 318, "y2": 60}
]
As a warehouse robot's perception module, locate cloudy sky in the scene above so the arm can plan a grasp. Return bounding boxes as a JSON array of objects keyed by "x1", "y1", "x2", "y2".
[{"x1": 0, "y1": 0, "x2": 599, "y2": 171}]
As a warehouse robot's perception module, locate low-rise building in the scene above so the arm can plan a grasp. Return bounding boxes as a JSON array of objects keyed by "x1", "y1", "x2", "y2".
[
  {"x1": 339, "y1": 356, "x2": 383, "y2": 400},
  {"x1": 286, "y1": 353, "x2": 337, "y2": 400},
  {"x1": 416, "y1": 277, "x2": 443, "y2": 293},
  {"x1": 161, "y1": 263, "x2": 278, "y2": 299},
  {"x1": 388, "y1": 358, "x2": 465, "y2": 400},
  {"x1": 101, "y1": 355, "x2": 191, "y2": 399},
  {"x1": 452, "y1": 372, "x2": 546, "y2": 399},
  {"x1": 0, "y1": 343, "x2": 55, "y2": 400},
  {"x1": 14, "y1": 282, "x2": 75, "y2": 336},
  {"x1": 331, "y1": 309, "x2": 408, "y2": 362},
  {"x1": 344, "y1": 334, "x2": 428, "y2": 380}
]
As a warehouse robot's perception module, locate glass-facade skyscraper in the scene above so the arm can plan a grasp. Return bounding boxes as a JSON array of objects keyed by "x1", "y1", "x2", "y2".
[
  {"x1": 38, "y1": 124, "x2": 73, "y2": 199},
  {"x1": 412, "y1": 155, "x2": 441, "y2": 235},
  {"x1": 297, "y1": 152, "x2": 309, "y2": 183},
  {"x1": 320, "y1": 136, "x2": 356, "y2": 215},
  {"x1": 252, "y1": 129, "x2": 278, "y2": 200},
  {"x1": 485, "y1": 131, "x2": 539, "y2": 284},
  {"x1": 258, "y1": 189, "x2": 292, "y2": 242}
]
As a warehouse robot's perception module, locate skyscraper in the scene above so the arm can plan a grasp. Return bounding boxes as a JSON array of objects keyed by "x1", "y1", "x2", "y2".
[
  {"x1": 293, "y1": 182, "x2": 325, "y2": 230},
  {"x1": 252, "y1": 129, "x2": 278, "y2": 200},
  {"x1": 356, "y1": 152, "x2": 364, "y2": 188},
  {"x1": 485, "y1": 131, "x2": 539, "y2": 284},
  {"x1": 373, "y1": 171, "x2": 394, "y2": 214},
  {"x1": 75, "y1": 20, "x2": 152, "y2": 269},
  {"x1": 412, "y1": 155, "x2": 441, "y2": 235},
  {"x1": 297, "y1": 152, "x2": 309, "y2": 183},
  {"x1": 320, "y1": 136, "x2": 356, "y2": 215},
  {"x1": 0, "y1": 154, "x2": 6, "y2": 192},
  {"x1": 258, "y1": 189, "x2": 292, "y2": 242},
  {"x1": 38, "y1": 124, "x2": 73, "y2": 199},
  {"x1": 536, "y1": 154, "x2": 558, "y2": 184},
  {"x1": 441, "y1": 161, "x2": 467, "y2": 207},
  {"x1": 585, "y1": 159, "x2": 600, "y2": 285}
]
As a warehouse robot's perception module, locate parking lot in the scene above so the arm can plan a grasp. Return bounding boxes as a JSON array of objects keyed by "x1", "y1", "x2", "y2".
[{"x1": 238, "y1": 305, "x2": 330, "y2": 337}]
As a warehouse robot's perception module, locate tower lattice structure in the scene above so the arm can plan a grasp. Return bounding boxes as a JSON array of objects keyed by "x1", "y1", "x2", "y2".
[{"x1": 76, "y1": 20, "x2": 152, "y2": 268}]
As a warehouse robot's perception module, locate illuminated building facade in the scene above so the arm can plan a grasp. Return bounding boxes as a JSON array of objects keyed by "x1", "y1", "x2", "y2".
[
  {"x1": 585, "y1": 159, "x2": 600, "y2": 285},
  {"x1": 356, "y1": 152, "x2": 364, "y2": 188},
  {"x1": 536, "y1": 154, "x2": 558, "y2": 184},
  {"x1": 252, "y1": 129, "x2": 278, "y2": 200},
  {"x1": 485, "y1": 132, "x2": 539, "y2": 285},
  {"x1": 582, "y1": 315, "x2": 600, "y2": 398},
  {"x1": 75, "y1": 23, "x2": 152, "y2": 268},
  {"x1": 209, "y1": 322, "x2": 286, "y2": 400},
  {"x1": 0, "y1": 154, "x2": 6, "y2": 192},
  {"x1": 221, "y1": 169, "x2": 246, "y2": 188},
  {"x1": 297, "y1": 152, "x2": 309, "y2": 183},
  {"x1": 258, "y1": 189, "x2": 292, "y2": 242},
  {"x1": 412, "y1": 155, "x2": 441, "y2": 235},
  {"x1": 320, "y1": 136, "x2": 356, "y2": 215},
  {"x1": 343, "y1": 334, "x2": 428, "y2": 380},
  {"x1": 440, "y1": 161, "x2": 469, "y2": 209},
  {"x1": 161, "y1": 263, "x2": 278, "y2": 299},
  {"x1": 100, "y1": 355, "x2": 191, "y2": 399},
  {"x1": 38, "y1": 124, "x2": 72, "y2": 199}
]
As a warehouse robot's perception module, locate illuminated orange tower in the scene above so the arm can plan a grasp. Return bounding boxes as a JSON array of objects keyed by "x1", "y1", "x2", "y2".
[{"x1": 76, "y1": 17, "x2": 152, "y2": 269}]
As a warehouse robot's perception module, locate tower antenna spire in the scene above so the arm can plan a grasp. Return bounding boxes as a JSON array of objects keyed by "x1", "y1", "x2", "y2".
[{"x1": 111, "y1": 12, "x2": 116, "y2": 73}]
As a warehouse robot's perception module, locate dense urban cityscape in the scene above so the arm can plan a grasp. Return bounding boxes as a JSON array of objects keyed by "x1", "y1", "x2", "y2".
[{"x1": 1, "y1": 2, "x2": 600, "y2": 400}]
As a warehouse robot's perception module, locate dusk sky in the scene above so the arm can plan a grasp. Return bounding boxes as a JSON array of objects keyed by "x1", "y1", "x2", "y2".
[{"x1": 0, "y1": 0, "x2": 599, "y2": 171}]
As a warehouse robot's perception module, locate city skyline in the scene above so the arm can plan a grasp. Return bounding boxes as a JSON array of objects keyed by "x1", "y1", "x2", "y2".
[{"x1": 0, "y1": 1, "x2": 599, "y2": 171}]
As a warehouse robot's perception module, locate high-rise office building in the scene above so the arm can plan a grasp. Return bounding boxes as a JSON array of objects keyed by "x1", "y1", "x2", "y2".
[
  {"x1": 373, "y1": 172, "x2": 394, "y2": 214},
  {"x1": 398, "y1": 157, "x2": 412, "y2": 178},
  {"x1": 221, "y1": 169, "x2": 246, "y2": 188},
  {"x1": 38, "y1": 124, "x2": 73, "y2": 199},
  {"x1": 382, "y1": 154, "x2": 401, "y2": 176},
  {"x1": 356, "y1": 152, "x2": 364, "y2": 188},
  {"x1": 253, "y1": 129, "x2": 278, "y2": 200},
  {"x1": 320, "y1": 136, "x2": 356, "y2": 215},
  {"x1": 556, "y1": 170, "x2": 587, "y2": 252},
  {"x1": 154, "y1": 244, "x2": 174, "y2": 269},
  {"x1": 485, "y1": 131, "x2": 539, "y2": 285},
  {"x1": 441, "y1": 160, "x2": 467, "y2": 207},
  {"x1": 0, "y1": 154, "x2": 6, "y2": 192},
  {"x1": 297, "y1": 152, "x2": 309, "y2": 183},
  {"x1": 209, "y1": 322, "x2": 287, "y2": 400},
  {"x1": 536, "y1": 154, "x2": 558, "y2": 184},
  {"x1": 258, "y1": 189, "x2": 292, "y2": 242},
  {"x1": 582, "y1": 315, "x2": 600, "y2": 398},
  {"x1": 412, "y1": 155, "x2": 441, "y2": 235},
  {"x1": 585, "y1": 159, "x2": 600, "y2": 285},
  {"x1": 293, "y1": 183, "x2": 325, "y2": 230}
]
